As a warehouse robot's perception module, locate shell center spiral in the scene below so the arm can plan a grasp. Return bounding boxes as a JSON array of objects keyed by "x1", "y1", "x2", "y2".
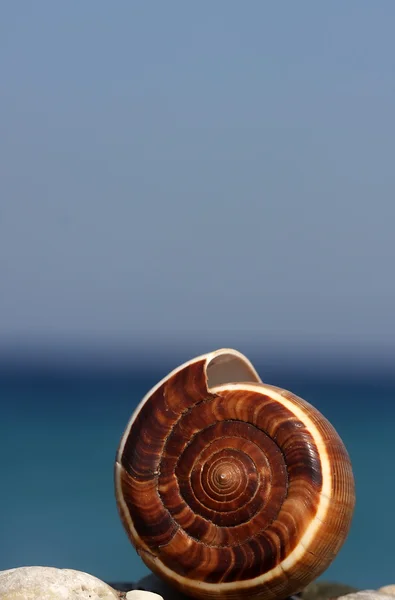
[
  {"x1": 171, "y1": 420, "x2": 288, "y2": 529},
  {"x1": 210, "y1": 458, "x2": 241, "y2": 493}
]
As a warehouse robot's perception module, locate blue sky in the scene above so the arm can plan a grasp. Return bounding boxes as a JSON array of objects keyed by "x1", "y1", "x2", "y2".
[{"x1": 1, "y1": 2, "x2": 394, "y2": 362}]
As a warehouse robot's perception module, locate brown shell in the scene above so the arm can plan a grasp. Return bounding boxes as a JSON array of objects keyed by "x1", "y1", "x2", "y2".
[{"x1": 114, "y1": 349, "x2": 355, "y2": 600}]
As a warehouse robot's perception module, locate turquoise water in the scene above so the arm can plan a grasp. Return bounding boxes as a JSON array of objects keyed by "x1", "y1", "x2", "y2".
[{"x1": 1, "y1": 364, "x2": 394, "y2": 589}]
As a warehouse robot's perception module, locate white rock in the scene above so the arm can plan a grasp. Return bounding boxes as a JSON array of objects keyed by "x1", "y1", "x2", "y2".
[
  {"x1": 0, "y1": 566, "x2": 119, "y2": 600},
  {"x1": 126, "y1": 591, "x2": 163, "y2": 600},
  {"x1": 378, "y1": 587, "x2": 395, "y2": 597},
  {"x1": 135, "y1": 575, "x2": 188, "y2": 600},
  {"x1": 337, "y1": 593, "x2": 395, "y2": 600}
]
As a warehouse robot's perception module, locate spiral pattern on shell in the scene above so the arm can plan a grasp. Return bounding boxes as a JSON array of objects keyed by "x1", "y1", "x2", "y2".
[{"x1": 115, "y1": 349, "x2": 355, "y2": 600}]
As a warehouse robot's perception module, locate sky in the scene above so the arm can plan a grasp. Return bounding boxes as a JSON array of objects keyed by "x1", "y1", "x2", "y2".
[{"x1": 1, "y1": 2, "x2": 395, "y2": 365}]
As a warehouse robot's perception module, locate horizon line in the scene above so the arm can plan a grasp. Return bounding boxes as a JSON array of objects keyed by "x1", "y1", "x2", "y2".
[{"x1": 0, "y1": 337, "x2": 393, "y2": 378}]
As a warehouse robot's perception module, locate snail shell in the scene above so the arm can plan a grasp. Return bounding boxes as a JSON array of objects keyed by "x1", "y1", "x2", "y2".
[{"x1": 115, "y1": 349, "x2": 355, "y2": 600}]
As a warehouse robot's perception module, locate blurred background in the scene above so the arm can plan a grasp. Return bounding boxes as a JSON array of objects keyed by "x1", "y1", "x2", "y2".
[{"x1": 1, "y1": 1, "x2": 394, "y2": 591}]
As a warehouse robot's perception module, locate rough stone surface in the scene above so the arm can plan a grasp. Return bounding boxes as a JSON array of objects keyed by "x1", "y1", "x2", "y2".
[
  {"x1": 336, "y1": 593, "x2": 395, "y2": 600},
  {"x1": 378, "y1": 588, "x2": 395, "y2": 597},
  {"x1": 4, "y1": 569, "x2": 387, "y2": 600},
  {"x1": 300, "y1": 581, "x2": 360, "y2": 600},
  {"x1": 0, "y1": 566, "x2": 119, "y2": 600}
]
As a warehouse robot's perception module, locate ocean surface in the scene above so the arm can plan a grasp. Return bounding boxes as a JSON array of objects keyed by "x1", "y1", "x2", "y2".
[{"x1": 1, "y1": 361, "x2": 394, "y2": 590}]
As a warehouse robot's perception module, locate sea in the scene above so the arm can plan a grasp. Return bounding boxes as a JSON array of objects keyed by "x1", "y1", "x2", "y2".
[{"x1": 1, "y1": 358, "x2": 394, "y2": 591}]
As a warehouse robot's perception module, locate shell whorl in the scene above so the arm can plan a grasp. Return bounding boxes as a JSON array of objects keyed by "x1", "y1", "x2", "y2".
[{"x1": 115, "y1": 349, "x2": 355, "y2": 600}]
